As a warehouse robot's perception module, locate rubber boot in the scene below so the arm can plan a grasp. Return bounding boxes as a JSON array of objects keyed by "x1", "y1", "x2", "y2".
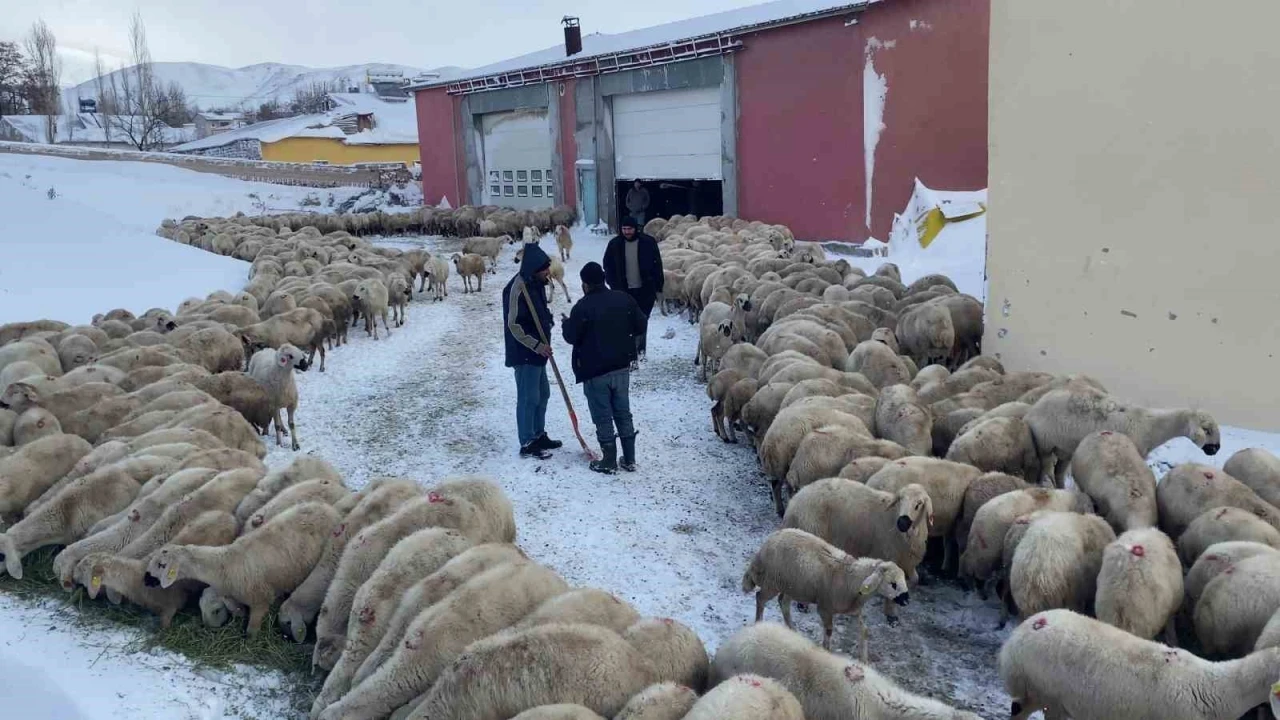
[
  {"x1": 619, "y1": 434, "x2": 637, "y2": 472},
  {"x1": 590, "y1": 439, "x2": 618, "y2": 474}
]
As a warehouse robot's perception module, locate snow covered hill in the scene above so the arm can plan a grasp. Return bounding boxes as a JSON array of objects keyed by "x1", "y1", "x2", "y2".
[{"x1": 63, "y1": 61, "x2": 464, "y2": 111}]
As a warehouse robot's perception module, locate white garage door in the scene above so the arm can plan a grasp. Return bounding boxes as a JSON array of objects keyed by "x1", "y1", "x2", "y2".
[
  {"x1": 613, "y1": 86, "x2": 722, "y2": 180},
  {"x1": 480, "y1": 109, "x2": 554, "y2": 210}
]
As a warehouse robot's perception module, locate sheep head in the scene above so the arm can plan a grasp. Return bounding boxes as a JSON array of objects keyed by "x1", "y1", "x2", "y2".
[
  {"x1": 0, "y1": 382, "x2": 38, "y2": 412},
  {"x1": 1187, "y1": 410, "x2": 1221, "y2": 455},
  {"x1": 276, "y1": 344, "x2": 309, "y2": 373},
  {"x1": 859, "y1": 560, "x2": 910, "y2": 608},
  {"x1": 893, "y1": 484, "x2": 933, "y2": 534},
  {"x1": 147, "y1": 546, "x2": 184, "y2": 589}
]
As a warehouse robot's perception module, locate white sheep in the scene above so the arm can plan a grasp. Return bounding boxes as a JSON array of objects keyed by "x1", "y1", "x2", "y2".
[
  {"x1": 1177, "y1": 506, "x2": 1280, "y2": 565},
  {"x1": 315, "y1": 560, "x2": 569, "y2": 720},
  {"x1": 1194, "y1": 552, "x2": 1280, "y2": 658},
  {"x1": 509, "y1": 706, "x2": 604, "y2": 720},
  {"x1": 119, "y1": 468, "x2": 262, "y2": 561},
  {"x1": 611, "y1": 682, "x2": 697, "y2": 720},
  {"x1": 865, "y1": 457, "x2": 983, "y2": 571},
  {"x1": 246, "y1": 477, "x2": 348, "y2": 530},
  {"x1": 783, "y1": 478, "x2": 932, "y2": 585},
  {"x1": 403, "y1": 623, "x2": 663, "y2": 720},
  {"x1": 742, "y1": 528, "x2": 909, "y2": 658},
  {"x1": 1185, "y1": 541, "x2": 1280, "y2": 607},
  {"x1": 1070, "y1": 430, "x2": 1158, "y2": 532},
  {"x1": 514, "y1": 587, "x2": 642, "y2": 634},
  {"x1": 425, "y1": 255, "x2": 450, "y2": 301},
  {"x1": 957, "y1": 487, "x2": 1095, "y2": 591},
  {"x1": 451, "y1": 253, "x2": 486, "y2": 293},
  {"x1": 954, "y1": 471, "x2": 1029, "y2": 555},
  {"x1": 352, "y1": 543, "x2": 528, "y2": 687},
  {"x1": 554, "y1": 225, "x2": 573, "y2": 261},
  {"x1": 0, "y1": 433, "x2": 93, "y2": 515},
  {"x1": 711, "y1": 622, "x2": 981, "y2": 720},
  {"x1": 1000, "y1": 608, "x2": 1280, "y2": 720},
  {"x1": 1008, "y1": 510, "x2": 1115, "y2": 621},
  {"x1": 759, "y1": 403, "x2": 869, "y2": 515},
  {"x1": 387, "y1": 273, "x2": 412, "y2": 328},
  {"x1": 1094, "y1": 527, "x2": 1182, "y2": 642},
  {"x1": 784, "y1": 424, "x2": 909, "y2": 494},
  {"x1": 1156, "y1": 463, "x2": 1280, "y2": 539},
  {"x1": 873, "y1": 384, "x2": 932, "y2": 456},
  {"x1": 276, "y1": 478, "x2": 423, "y2": 642},
  {"x1": 844, "y1": 339, "x2": 911, "y2": 389},
  {"x1": 1223, "y1": 447, "x2": 1280, "y2": 510},
  {"x1": 247, "y1": 344, "x2": 306, "y2": 450},
  {"x1": 621, "y1": 618, "x2": 710, "y2": 693},
  {"x1": 310, "y1": 527, "x2": 473, "y2": 713},
  {"x1": 148, "y1": 501, "x2": 340, "y2": 636},
  {"x1": 683, "y1": 674, "x2": 804, "y2": 720},
  {"x1": 1024, "y1": 387, "x2": 1220, "y2": 487},
  {"x1": 945, "y1": 415, "x2": 1040, "y2": 485},
  {"x1": 234, "y1": 455, "x2": 343, "y2": 526},
  {"x1": 77, "y1": 552, "x2": 192, "y2": 628}
]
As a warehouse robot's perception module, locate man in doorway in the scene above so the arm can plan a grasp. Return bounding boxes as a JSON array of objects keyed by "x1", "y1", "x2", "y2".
[
  {"x1": 602, "y1": 216, "x2": 663, "y2": 361},
  {"x1": 502, "y1": 242, "x2": 562, "y2": 460},
  {"x1": 625, "y1": 180, "x2": 650, "y2": 226},
  {"x1": 561, "y1": 261, "x2": 646, "y2": 473}
]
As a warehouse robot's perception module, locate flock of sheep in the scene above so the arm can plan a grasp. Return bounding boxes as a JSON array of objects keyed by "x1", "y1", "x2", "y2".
[
  {"x1": 207, "y1": 203, "x2": 579, "y2": 241},
  {"x1": 651, "y1": 212, "x2": 1280, "y2": 718}
]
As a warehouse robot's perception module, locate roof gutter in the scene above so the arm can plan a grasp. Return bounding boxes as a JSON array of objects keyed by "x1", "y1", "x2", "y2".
[{"x1": 409, "y1": 1, "x2": 874, "y2": 95}]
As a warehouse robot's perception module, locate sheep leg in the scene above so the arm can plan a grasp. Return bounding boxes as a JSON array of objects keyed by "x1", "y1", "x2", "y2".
[
  {"x1": 777, "y1": 594, "x2": 795, "y2": 628},
  {"x1": 318, "y1": 343, "x2": 326, "y2": 372},
  {"x1": 1162, "y1": 618, "x2": 1179, "y2": 647},
  {"x1": 1052, "y1": 455, "x2": 1068, "y2": 489},
  {"x1": 818, "y1": 605, "x2": 835, "y2": 650},
  {"x1": 858, "y1": 610, "x2": 869, "y2": 663},
  {"x1": 381, "y1": 310, "x2": 391, "y2": 338},
  {"x1": 288, "y1": 406, "x2": 299, "y2": 452},
  {"x1": 754, "y1": 588, "x2": 778, "y2": 622},
  {"x1": 274, "y1": 409, "x2": 286, "y2": 447},
  {"x1": 476, "y1": 275, "x2": 483, "y2": 292},
  {"x1": 559, "y1": 279, "x2": 570, "y2": 303},
  {"x1": 245, "y1": 603, "x2": 268, "y2": 637},
  {"x1": 710, "y1": 405, "x2": 724, "y2": 440},
  {"x1": 547, "y1": 281, "x2": 556, "y2": 304}
]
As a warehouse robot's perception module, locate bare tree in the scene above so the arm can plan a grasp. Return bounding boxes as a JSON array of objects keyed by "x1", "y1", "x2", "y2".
[
  {"x1": 0, "y1": 41, "x2": 27, "y2": 116},
  {"x1": 24, "y1": 20, "x2": 62, "y2": 143},
  {"x1": 92, "y1": 48, "x2": 114, "y2": 143},
  {"x1": 111, "y1": 12, "x2": 174, "y2": 150}
]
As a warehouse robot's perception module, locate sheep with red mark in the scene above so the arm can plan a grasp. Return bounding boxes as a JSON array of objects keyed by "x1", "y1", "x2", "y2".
[{"x1": 1094, "y1": 528, "x2": 1182, "y2": 642}]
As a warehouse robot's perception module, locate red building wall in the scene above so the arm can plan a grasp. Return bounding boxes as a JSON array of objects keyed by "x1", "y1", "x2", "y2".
[
  {"x1": 736, "y1": 0, "x2": 988, "y2": 241},
  {"x1": 414, "y1": 87, "x2": 466, "y2": 207}
]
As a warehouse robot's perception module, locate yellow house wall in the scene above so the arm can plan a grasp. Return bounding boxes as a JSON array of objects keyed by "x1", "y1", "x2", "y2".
[{"x1": 261, "y1": 137, "x2": 420, "y2": 165}]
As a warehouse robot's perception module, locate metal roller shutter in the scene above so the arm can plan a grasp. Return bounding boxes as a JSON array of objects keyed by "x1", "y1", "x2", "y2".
[
  {"x1": 613, "y1": 86, "x2": 722, "y2": 181},
  {"x1": 480, "y1": 109, "x2": 554, "y2": 210}
]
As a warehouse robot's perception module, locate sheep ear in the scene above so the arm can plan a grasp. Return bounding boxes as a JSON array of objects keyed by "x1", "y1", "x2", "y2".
[{"x1": 859, "y1": 567, "x2": 884, "y2": 596}]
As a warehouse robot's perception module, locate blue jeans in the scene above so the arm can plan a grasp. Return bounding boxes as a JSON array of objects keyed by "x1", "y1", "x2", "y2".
[
  {"x1": 514, "y1": 364, "x2": 550, "y2": 446},
  {"x1": 583, "y1": 369, "x2": 634, "y2": 445}
]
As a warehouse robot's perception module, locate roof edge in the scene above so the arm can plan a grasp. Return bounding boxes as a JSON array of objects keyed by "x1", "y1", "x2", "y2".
[{"x1": 408, "y1": 1, "x2": 874, "y2": 92}]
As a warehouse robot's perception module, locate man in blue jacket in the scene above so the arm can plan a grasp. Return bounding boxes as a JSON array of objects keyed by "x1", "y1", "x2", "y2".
[
  {"x1": 561, "y1": 261, "x2": 647, "y2": 473},
  {"x1": 602, "y1": 216, "x2": 663, "y2": 362},
  {"x1": 503, "y1": 242, "x2": 561, "y2": 460}
]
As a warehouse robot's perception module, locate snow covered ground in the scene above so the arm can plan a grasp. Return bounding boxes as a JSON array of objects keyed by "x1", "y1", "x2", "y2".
[{"x1": 0, "y1": 157, "x2": 1271, "y2": 719}]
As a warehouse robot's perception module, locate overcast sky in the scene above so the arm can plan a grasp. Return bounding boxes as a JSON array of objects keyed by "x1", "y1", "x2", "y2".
[{"x1": 2, "y1": 0, "x2": 766, "y2": 84}]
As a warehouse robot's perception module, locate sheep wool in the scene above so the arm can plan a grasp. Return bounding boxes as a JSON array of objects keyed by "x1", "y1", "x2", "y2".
[
  {"x1": 0, "y1": 433, "x2": 93, "y2": 515},
  {"x1": 1194, "y1": 552, "x2": 1280, "y2": 658},
  {"x1": 1184, "y1": 541, "x2": 1280, "y2": 606},
  {"x1": 611, "y1": 683, "x2": 698, "y2": 720},
  {"x1": 1094, "y1": 528, "x2": 1182, "y2": 641},
  {"x1": 1009, "y1": 511, "x2": 1115, "y2": 621},
  {"x1": 682, "y1": 674, "x2": 804, "y2": 720},
  {"x1": 1069, "y1": 430, "x2": 1158, "y2": 532},
  {"x1": 1177, "y1": 506, "x2": 1280, "y2": 565}
]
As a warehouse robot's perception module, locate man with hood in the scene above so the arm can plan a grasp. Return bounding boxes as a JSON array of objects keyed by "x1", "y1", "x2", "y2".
[
  {"x1": 602, "y1": 216, "x2": 663, "y2": 362},
  {"x1": 503, "y1": 242, "x2": 561, "y2": 459},
  {"x1": 561, "y1": 261, "x2": 646, "y2": 473}
]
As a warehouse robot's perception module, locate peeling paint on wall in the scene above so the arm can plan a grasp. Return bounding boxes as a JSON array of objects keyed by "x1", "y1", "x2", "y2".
[{"x1": 863, "y1": 40, "x2": 889, "y2": 232}]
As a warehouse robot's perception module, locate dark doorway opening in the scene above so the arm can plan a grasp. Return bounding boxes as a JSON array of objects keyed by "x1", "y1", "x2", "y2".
[{"x1": 616, "y1": 179, "x2": 723, "y2": 228}]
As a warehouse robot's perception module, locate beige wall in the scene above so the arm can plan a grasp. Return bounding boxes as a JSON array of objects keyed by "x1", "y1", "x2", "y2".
[{"x1": 985, "y1": 0, "x2": 1280, "y2": 431}]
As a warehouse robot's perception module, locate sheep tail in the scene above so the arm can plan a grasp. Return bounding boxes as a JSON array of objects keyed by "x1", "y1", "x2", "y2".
[{"x1": 0, "y1": 534, "x2": 22, "y2": 579}]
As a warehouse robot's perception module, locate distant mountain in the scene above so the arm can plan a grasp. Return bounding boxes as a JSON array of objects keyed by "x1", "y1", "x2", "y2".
[{"x1": 63, "y1": 61, "x2": 465, "y2": 111}]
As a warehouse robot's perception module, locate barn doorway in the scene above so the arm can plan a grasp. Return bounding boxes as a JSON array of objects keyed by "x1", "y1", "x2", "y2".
[{"x1": 615, "y1": 179, "x2": 723, "y2": 228}]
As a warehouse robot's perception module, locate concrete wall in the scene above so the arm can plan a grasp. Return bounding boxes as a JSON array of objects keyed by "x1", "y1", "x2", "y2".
[
  {"x1": 261, "y1": 137, "x2": 420, "y2": 166},
  {"x1": 735, "y1": 1, "x2": 988, "y2": 241},
  {"x1": 986, "y1": 0, "x2": 1280, "y2": 430}
]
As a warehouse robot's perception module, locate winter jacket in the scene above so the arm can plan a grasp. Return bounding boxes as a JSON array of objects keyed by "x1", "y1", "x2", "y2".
[
  {"x1": 502, "y1": 243, "x2": 554, "y2": 367},
  {"x1": 602, "y1": 233, "x2": 663, "y2": 296},
  {"x1": 561, "y1": 285, "x2": 647, "y2": 383},
  {"x1": 625, "y1": 186, "x2": 650, "y2": 214}
]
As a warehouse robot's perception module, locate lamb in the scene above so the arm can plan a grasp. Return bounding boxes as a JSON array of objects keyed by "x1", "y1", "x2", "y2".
[
  {"x1": 873, "y1": 384, "x2": 932, "y2": 456},
  {"x1": 784, "y1": 424, "x2": 910, "y2": 494},
  {"x1": 247, "y1": 344, "x2": 306, "y2": 451},
  {"x1": 148, "y1": 501, "x2": 340, "y2": 636},
  {"x1": 315, "y1": 561, "x2": 569, "y2": 720},
  {"x1": 683, "y1": 674, "x2": 804, "y2": 720},
  {"x1": 461, "y1": 237, "x2": 503, "y2": 272},
  {"x1": 758, "y1": 404, "x2": 870, "y2": 515},
  {"x1": 742, "y1": 528, "x2": 909, "y2": 658},
  {"x1": 311, "y1": 527, "x2": 474, "y2": 714},
  {"x1": 613, "y1": 683, "x2": 697, "y2": 720},
  {"x1": 1177, "y1": 506, "x2": 1280, "y2": 565},
  {"x1": 1185, "y1": 541, "x2": 1280, "y2": 606},
  {"x1": 278, "y1": 477, "x2": 422, "y2": 643},
  {"x1": 1223, "y1": 447, "x2": 1280, "y2": 510},
  {"x1": 387, "y1": 273, "x2": 412, "y2": 327},
  {"x1": 845, "y1": 340, "x2": 912, "y2": 389},
  {"x1": 352, "y1": 543, "x2": 528, "y2": 685},
  {"x1": 554, "y1": 224, "x2": 573, "y2": 261},
  {"x1": 1000, "y1": 608, "x2": 1280, "y2": 720},
  {"x1": 402, "y1": 623, "x2": 662, "y2": 720},
  {"x1": 246, "y1": 478, "x2": 348, "y2": 529},
  {"x1": 1156, "y1": 463, "x2": 1280, "y2": 538},
  {"x1": 425, "y1": 254, "x2": 450, "y2": 301},
  {"x1": 514, "y1": 587, "x2": 642, "y2": 634},
  {"x1": 351, "y1": 278, "x2": 392, "y2": 339},
  {"x1": 1008, "y1": 510, "x2": 1116, "y2": 620},
  {"x1": 452, "y1": 253, "x2": 487, "y2": 292},
  {"x1": 1024, "y1": 387, "x2": 1220, "y2": 487},
  {"x1": 711, "y1": 622, "x2": 981, "y2": 720},
  {"x1": 0, "y1": 462, "x2": 142, "y2": 578},
  {"x1": 0, "y1": 433, "x2": 93, "y2": 515},
  {"x1": 77, "y1": 552, "x2": 191, "y2": 628},
  {"x1": 783, "y1": 478, "x2": 932, "y2": 584},
  {"x1": 1094, "y1": 528, "x2": 1182, "y2": 642}
]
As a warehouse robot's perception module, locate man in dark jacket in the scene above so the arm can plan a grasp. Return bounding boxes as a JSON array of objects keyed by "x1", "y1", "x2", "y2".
[
  {"x1": 602, "y1": 216, "x2": 663, "y2": 361},
  {"x1": 502, "y1": 242, "x2": 561, "y2": 460},
  {"x1": 561, "y1": 261, "x2": 647, "y2": 473}
]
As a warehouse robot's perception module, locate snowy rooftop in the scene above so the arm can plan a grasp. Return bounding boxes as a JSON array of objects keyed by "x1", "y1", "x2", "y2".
[
  {"x1": 0, "y1": 114, "x2": 191, "y2": 146},
  {"x1": 171, "y1": 92, "x2": 418, "y2": 152},
  {"x1": 412, "y1": 0, "x2": 874, "y2": 88},
  {"x1": 197, "y1": 111, "x2": 245, "y2": 121}
]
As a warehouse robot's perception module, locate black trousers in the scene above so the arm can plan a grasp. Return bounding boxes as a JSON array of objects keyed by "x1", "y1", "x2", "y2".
[{"x1": 625, "y1": 287, "x2": 657, "y2": 356}]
